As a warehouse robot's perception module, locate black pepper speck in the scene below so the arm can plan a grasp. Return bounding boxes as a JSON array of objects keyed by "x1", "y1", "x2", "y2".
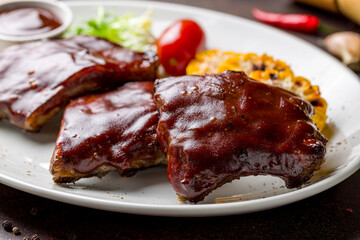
[
  {"x1": 30, "y1": 207, "x2": 38, "y2": 216},
  {"x1": 31, "y1": 234, "x2": 40, "y2": 240},
  {"x1": 2, "y1": 220, "x2": 12, "y2": 231}
]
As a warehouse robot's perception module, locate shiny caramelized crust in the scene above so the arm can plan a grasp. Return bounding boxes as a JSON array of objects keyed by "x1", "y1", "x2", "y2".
[
  {"x1": 50, "y1": 82, "x2": 165, "y2": 184},
  {"x1": 0, "y1": 35, "x2": 159, "y2": 131},
  {"x1": 154, "y1": 71, "x2": 327, "y2": 203}
]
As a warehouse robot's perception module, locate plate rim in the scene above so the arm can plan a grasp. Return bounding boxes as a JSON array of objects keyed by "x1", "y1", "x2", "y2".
[{"x1": 0, "y1": 0, "x2": 359, "y2": 217}]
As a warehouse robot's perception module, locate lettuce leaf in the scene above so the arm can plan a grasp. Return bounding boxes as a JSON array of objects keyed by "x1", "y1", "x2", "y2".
[{"x1": 63, "y1": 7, "x2": 156, "y2": 52}]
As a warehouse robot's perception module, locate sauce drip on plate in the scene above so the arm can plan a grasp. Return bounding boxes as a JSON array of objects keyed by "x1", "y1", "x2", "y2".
[{"x1": 0, "y1": 7, "x2": 62, "y2": 36}]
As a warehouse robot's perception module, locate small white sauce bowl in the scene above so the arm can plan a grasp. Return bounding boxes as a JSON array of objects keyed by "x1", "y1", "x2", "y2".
[{"x1": 0, "y1": 0, "x2": 73, "y2": 47}]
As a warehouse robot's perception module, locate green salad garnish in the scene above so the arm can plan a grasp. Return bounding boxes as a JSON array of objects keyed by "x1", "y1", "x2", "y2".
[{"x1": 64, "y1": 7, "x2": 156, "y2": 52}]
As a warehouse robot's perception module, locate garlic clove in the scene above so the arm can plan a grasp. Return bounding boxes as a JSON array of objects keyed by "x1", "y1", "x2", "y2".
[{"x1": 323, "y1": 31, "x2": 360, "y2": 65}]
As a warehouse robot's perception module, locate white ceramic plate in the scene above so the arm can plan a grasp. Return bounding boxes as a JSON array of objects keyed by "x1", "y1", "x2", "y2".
[{"x1": 0, "y1": 1, "x2": 359, "y2": 217}]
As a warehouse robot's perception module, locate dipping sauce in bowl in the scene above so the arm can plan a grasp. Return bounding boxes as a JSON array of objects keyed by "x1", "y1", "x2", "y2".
[
  {"x1": 0, "y1": 7, "x2": 62, "y2": 36},
  {"x1": 0, "y1": 0, "x2": 72, "y2": 46}
]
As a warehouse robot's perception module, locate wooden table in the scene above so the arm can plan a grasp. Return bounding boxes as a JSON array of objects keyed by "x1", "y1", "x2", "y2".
[{"x1": 1, "y1": 1, "x2": 359, "y2": 239}]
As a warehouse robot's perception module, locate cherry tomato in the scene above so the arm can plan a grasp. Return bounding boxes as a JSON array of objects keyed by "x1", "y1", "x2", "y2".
[{"x1": 157, "y1": 19, "x2": 206, "y2": 76}]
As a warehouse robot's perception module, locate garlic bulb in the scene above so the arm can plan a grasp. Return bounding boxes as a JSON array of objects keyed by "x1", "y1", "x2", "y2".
[{"x1": 323, "y1": 31, "x2": 360, "y2": 66}]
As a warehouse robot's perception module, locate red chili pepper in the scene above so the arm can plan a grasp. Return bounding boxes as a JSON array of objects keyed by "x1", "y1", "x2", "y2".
[{"x1": 252, "y1": 8, "x2": 336, "y2": 34}]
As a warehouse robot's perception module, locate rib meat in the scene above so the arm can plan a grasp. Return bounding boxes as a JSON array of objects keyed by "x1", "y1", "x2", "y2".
[
  {"x1": 154, "y1": 71, "x2": 327, "y2": 203},
  {"x1": 50, "y1": 81, "x2": 165, "y2": 184},
  {"x1": 0, "y1": 35, "x2": 158, "y2": 131}
]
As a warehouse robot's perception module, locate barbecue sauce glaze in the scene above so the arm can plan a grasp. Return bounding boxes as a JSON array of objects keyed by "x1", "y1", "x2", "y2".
[{"x1": 154, "y1": 71, "x2": 327, "y2": 202}]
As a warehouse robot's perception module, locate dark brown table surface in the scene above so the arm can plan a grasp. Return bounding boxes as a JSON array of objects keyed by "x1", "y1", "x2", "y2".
[{"x1": 1, "y1": 0, "x2": 360, "y2": 239}]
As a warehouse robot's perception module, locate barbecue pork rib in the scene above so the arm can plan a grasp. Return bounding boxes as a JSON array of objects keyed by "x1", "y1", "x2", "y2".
[
  {"x1": 50, "y1": 82, "x2": 165, "y2": 184},
  {"x1": 154, "y1": 71, "x2": 327, "y2": 203},
  {"x1": 0, "y1": 35, "x2": 158, "y2": 131}
]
